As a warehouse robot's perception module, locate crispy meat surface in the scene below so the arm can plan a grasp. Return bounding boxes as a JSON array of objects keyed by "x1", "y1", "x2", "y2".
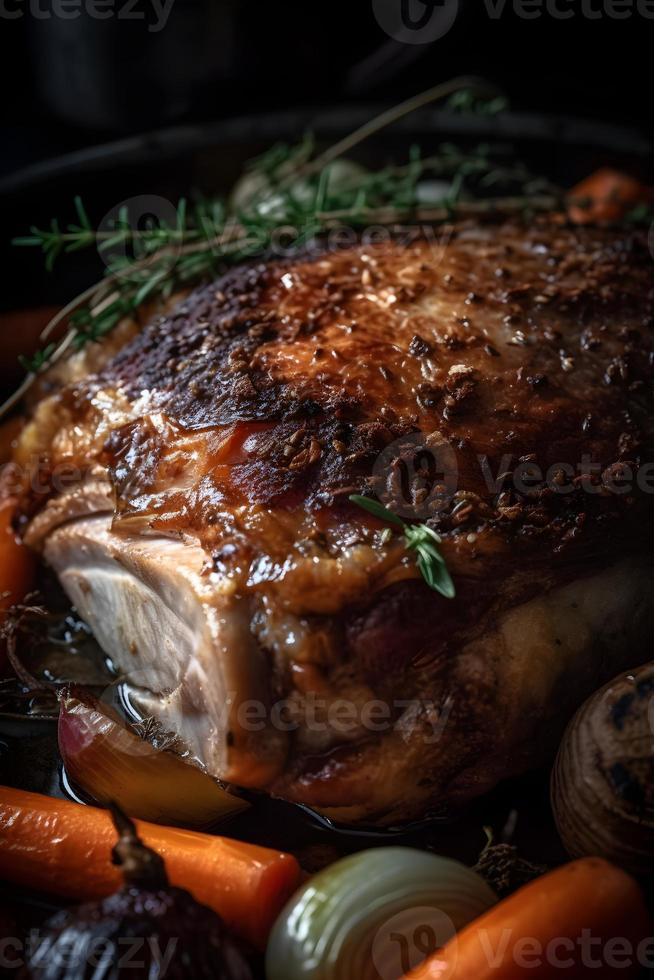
[{"x1": 14, "y1": 216, "x2": 654, "y2": 823}]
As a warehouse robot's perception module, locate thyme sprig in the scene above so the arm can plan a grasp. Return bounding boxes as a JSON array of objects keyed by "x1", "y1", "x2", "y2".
[
  {"x1": 349, "y1": 494, "x2": 456, "y2": 599},
  {"x1": 3, "y1": 76, "x2": 563, "y2": 419}
]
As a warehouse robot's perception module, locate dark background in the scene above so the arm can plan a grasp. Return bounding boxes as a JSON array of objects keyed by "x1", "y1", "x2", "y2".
[{"x1": 0, "y1": 0, "x2": 651, "y2": 177}]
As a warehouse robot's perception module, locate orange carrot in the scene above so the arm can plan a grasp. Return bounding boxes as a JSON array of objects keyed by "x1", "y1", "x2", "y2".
[
  {"x1": 568, "y1": 167, "x2": 654, "y2": 224},
  {"x1": 406, "y1": 858, "x2": 652, "y2": 979},
  {"x1": 0, "y1": 786, "x2": 301, "y2": 950},
  {"x1": 0, "y1": 499, "x2": 34, "y2": 674},
  {"x1": 0, "y1": 418, "x2": 35, "y2": 673},
  {"x1": 0, "y1": 500, "x2": 33, "y2": 612}
]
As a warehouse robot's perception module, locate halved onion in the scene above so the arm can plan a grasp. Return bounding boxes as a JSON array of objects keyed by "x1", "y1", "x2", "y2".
[
  {"x1": 266, "y1": 847, "x2": 497, "y2": 980},
  {"x1": 58, "y1": 692, "x2": 250, "y2": 827}
]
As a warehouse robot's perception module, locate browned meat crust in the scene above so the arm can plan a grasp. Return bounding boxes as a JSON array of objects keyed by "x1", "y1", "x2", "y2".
[
  {"x1": 23, "y1": 218, "x2": 651, "y2": 545},
  {"x1": 29, "y1": 217, "x2": 649, "y2": 602},
  {"x1": 14, "y1": 215, "x2": 654, "y2": 823}
]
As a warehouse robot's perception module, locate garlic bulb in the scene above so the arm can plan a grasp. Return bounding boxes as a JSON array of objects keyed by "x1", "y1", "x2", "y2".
[
  {"x1": 265, "y1": 847, "x2": 497, "y2": 980},
  {"x1": 552, "y1": 662, "x2": 654, "y2": 877}
]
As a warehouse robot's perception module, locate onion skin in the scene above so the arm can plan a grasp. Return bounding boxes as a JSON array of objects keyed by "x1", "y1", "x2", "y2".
[
  {"x1": 551, "y1": 662, "x2": 654, "y2": 877},
  {"x1": 59, "y1": 693, "x2": 249, "y2": 828},
  {"x1": 265, "y1": 847, "x2": 497, "y2": 980}
]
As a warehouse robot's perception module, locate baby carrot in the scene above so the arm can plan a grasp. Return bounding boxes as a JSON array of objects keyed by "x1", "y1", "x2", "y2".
[
  {"x1": 568, "y1": 167, "x2": 654, "y2": 224},
  {"x1": 406, "y1": 858, "x2": 652, "y2": 979},
  {"x1": 0, "y1": 786, "x2": 301, "y2": 950},
  {"x1": 0, "y1": 500, "x2": 33, "y2": 611}
]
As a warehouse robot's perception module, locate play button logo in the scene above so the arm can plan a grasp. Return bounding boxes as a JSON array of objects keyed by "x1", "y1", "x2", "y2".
[{"x1": 372, "y1": 0, "x2": 460, "y2": 43}]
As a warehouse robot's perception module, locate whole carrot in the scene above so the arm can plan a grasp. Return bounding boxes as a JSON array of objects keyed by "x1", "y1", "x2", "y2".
[
  {"x1": 0, "y1": 786, "x2": 301, "y2": 950},
  {"x1": 406, "y1": 858, "x2": 652, "y2": 979}
]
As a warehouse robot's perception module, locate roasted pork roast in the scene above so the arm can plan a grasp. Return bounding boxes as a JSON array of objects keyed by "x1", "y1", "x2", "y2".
[{"x1": 10, "y1": 216, "x2": 654, "y2": 824}]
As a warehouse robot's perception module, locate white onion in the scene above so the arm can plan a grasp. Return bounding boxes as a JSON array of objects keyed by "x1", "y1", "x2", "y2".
[{"x1": 266, "y1": 847, "x2": 496, "y2": 980}]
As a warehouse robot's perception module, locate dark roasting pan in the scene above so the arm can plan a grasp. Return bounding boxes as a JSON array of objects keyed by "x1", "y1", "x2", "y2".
[
  {"x1": 1, "y1": 102, "x2": 652, "y2": 383},
  {"x1": 0, "y1": 101, "x2": 652, "y2": 870}
]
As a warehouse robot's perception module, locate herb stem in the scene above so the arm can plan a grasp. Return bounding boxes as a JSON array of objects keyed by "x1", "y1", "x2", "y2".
[
  {"x1": 291, "y1": 76, "x2": 501, "y2": 183},
  {"x1": 3, "y1": 76, "x2": 566, "y2": 421}
]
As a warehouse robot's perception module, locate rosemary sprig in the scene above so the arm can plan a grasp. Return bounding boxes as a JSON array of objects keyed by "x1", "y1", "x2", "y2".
[
  {"x1": 4, "y1": 77, "x2": 564, "y2": 418},
  {"x1": 349, "y1": 494, "x2": 456, "y2": 599},
  {"x1": 12, "y1": 168, "x2": 555, "y2": 365}
]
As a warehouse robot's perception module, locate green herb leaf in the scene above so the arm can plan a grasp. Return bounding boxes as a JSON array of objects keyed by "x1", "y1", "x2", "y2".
[
  {"x1": 404, "y1": 524, "x2": 455, "y2": 598},
  {"x1": 404, "y1": 522, "x2": 444, "y2": 558},
  {"x1": 18, "y1": 342, "x2": 57, "y2": 374},
  {"x1": 74, "y1": 196, "x2": 92, "y2": 231},
  {"x1": 413, "y1": 541, "x2": 456, "y2": 599},
  {"x1": 349, "y1": 494, "x2": 455, "y2": 598}
]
